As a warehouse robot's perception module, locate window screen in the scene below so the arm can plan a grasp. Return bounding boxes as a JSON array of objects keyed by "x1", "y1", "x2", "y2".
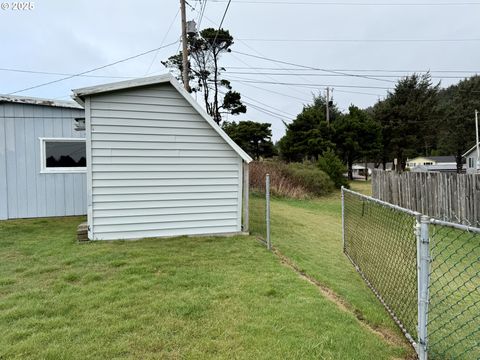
[{"x1": 45, "y1": 141, "x2": 86, "y2": 168}]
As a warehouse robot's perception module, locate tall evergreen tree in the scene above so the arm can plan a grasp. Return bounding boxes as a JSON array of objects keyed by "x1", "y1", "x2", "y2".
[{"x1": 163, "y1": 28, "x2": 246, "y2": 124}]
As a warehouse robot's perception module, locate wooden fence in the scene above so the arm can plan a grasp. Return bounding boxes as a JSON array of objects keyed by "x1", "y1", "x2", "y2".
[{"x1": 372, "y1": 170, "x2": 480, "y2": 226}]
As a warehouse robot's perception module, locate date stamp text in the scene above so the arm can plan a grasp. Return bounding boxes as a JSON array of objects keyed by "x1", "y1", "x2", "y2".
[{"x1": 1, "y1": 2, "x2": 35, "y2": 10}]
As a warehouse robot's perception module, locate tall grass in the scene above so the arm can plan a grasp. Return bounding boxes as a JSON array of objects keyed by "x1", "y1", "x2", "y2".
[{"x1": 250, "y1": 161, "x2": 334, "y2": 199}]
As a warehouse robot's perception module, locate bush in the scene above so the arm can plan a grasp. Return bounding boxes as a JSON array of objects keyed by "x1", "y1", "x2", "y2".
[
  {"x1": 317, "y1": 149, "x2": 349, "y2": 189},
  {"x1": 249, "y1": 161, "x2": 334, "y2": 199}
]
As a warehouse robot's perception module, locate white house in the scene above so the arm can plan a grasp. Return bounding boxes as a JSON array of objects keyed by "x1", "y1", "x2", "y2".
[
  {"x1": 463, "y1": 143, "x2": 479, "y2": 173},
  {"x1": 0, "y1": 95, "x2": 86, "y2": 220},
  {"x1": 72, "y1": 74, "x2": 252, "y2": 241}
]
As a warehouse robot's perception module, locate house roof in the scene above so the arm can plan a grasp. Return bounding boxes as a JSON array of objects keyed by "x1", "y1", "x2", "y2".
[
  {"x1": 408, "y1": 155, "x2": 455, "y2": 163},
  {"x1": 0, "y1": 94, "x2": 83, "y2": 109},
  {"x1": 72, "y1": 74, "x2": 252, "y2": 163},
  {"x1": 463, "y1": 143, "x2": 479, "y2": 157}
]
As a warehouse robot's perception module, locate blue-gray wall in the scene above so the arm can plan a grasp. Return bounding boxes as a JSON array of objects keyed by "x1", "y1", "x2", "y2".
[{"x1": 0, "y1": 103, "x2": 86, "y2": 220}]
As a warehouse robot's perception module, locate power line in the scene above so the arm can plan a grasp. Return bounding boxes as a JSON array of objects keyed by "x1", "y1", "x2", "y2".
[
  {"x1": 206, "y1": 0, "x2": 480, "y2": 6},
  {"x1": 144, "y1": 8, "x2": 180, "y2": 75},
  {"x1": 236, "y1": 38, "x2": 480, "y2": 43},
  {"x1": 222, "y1": 66, "x2": 480, "y2": 74},
  {"x1": 233, "y1": 80, "x2": 310, "y2": 102},
  {"x1": 0, "y1": 68, "x2": 134, "y2": 79},
  {"x1": 8, "y1": 40, "x2": 179, "y2": 95},
  {"x1": 230, "y1": 78, "x2": 392, "y2": 90},
  {"x1": 225, "y1": 71, "x2": 476, "y2": 79},
  {"x1": 232, "y1": 50, "x2": 396, "y2": 83}
]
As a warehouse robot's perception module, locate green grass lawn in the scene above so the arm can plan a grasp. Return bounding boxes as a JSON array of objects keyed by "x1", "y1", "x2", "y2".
[
  {"x1": 251, "y1": 180, "x2": 414, "y2": 358},
  {"x1": 0, "y1": 215, "x2": 408, "y2": 359}
]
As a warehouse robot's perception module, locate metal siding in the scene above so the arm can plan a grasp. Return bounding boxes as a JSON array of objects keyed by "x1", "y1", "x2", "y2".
[
  {"x1": 0, "y1": 103, "x2": 86, "y2": 219},
  {"x1": 89, "y1": 83, "x2": 243, "y2": 240},
  {"x1": 0, "y1": 106, "x2": 7, "y2": 219}
]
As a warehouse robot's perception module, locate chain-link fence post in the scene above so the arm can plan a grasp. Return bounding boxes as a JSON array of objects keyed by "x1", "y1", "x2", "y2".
[
  {"x1": 266, "y1": 173, "x2": 271, "y2": 251},
  {"x1": 417, "y1": 215, "x2": 430, "y2": 360}
]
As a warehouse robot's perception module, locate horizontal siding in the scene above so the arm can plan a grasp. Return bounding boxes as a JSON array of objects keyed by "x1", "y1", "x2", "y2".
[
  {"x1": 94, "y1": 212, "x2": 237, "y2": 226},
  {"x1": 89, "y1": 83, "x2": 242, "y2": 240},
  {"x1": 91, "y1": 118, "x2": 207, "y2": 128},
  {"x1": 91, "y1": 133, "x2": 222, "y2": 143},
  {"x1": 91, "y1": 141, "x2": 232, "y2": 151},
  {"x1": 92, "y1": 164, "x2": 239, "y2": 172},
  {"x1": 91, "y1": 148, "x2": 237, "y2": 158},
  {"x1": 93, "y1": 198, "x2": 238, "y2": 211},
  {"x1": 94, "y1": 205, "x2": 238, "y2": 218},
  {"x1": 92, "y1": 184, "x2": 238, "y2": 195},
  {"x1": 92, "y1": 125, "x2": 215, "y2": 136},
  {"x1": 93, "y1": 192, "x2": 238, "y2": 203},
  {"x1": 94, "y1": 219, "x2": 237, "y2": 234},
  {"x1": 91, "y1": 109, "x2": 204, "y2": 120},
  {"x1": 92, "y1": 177, "x2": 239, "y2": 188},
  {"x1": 95, "y1": 226, "x2": 240, "y2": 241},
  {"x1": 92, "y1": 171, "x2": 238, "y2": 180}
]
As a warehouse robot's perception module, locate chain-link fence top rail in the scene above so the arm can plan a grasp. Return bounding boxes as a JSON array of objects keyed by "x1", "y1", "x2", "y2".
[
  {"x1": 342, "y1": 188, "x2": 419, "y2": 344},
  {"x1": 428, "y1": 220, "x2": 480, "y2": 360}
]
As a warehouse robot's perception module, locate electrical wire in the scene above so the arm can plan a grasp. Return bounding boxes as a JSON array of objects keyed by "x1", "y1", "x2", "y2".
[
  {"x1": 236, "y1": 37, "x2": 480, "y2": 43},
  {"x1": 222, "y1": 66, "x2": 480, "y2": 73},
  {"x1": 144, "y1": 8, "x2": 181, "y2": 75},
  {"x1": 0, "y1": 68, "x2": 135, "y2": 79},
  {"x1": 232, "y1": 50, "x2": 396, "y2": 84},
  {"x1": 8, "y1": 40, "x2": 179, "y2": 95},
  {"x1": 205, "y1": 0, "x2": 480, "y2": 6}
]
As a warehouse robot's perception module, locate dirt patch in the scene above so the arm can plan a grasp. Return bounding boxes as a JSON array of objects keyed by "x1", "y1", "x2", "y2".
[{"x1": 272, "y1": 246, "x2": 415, "y2": 356}]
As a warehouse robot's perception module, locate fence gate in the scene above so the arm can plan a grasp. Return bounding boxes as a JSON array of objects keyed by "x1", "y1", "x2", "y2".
[{"x1": 342, "y1": 187, "x2": 480, "y2": 360}]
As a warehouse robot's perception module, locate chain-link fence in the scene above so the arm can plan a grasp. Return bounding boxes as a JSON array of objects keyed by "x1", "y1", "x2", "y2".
[
  {"x1": 249, "y1": 174, "x2": 271, "y2": 250},
  {"x1": 428, "y1": 220, "x2": 480, "y2": 360},
  {"x1": 342, "y1": 188, "x2": 419, "y2": 346},
  {"x1": 342, "y1": 187, "x2": 480, "y2": 360}
]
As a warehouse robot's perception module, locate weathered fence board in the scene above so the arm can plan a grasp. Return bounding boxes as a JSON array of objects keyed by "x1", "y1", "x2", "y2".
[{"x1": 372, "y1": 170, "x2": 480, "y2": 226}]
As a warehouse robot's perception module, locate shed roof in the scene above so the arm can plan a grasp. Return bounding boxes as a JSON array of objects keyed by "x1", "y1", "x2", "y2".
[
  {"x1": 72, "y1": 74, "x2": 252, "y2": 163},
  {"x1": 0, "y1": 94, "x2": 83, "y2": 109}
]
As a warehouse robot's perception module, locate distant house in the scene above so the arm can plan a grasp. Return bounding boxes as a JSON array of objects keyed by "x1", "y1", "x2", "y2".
[
  {"x1": 0, "y1": 95, "x2": 86, "y2": 220},
  {"x1": 463, "y1": 143, "x2": 479, "y2": 173},
  {"x1": 407, "y1": 156, "x2": 459, "y2": 173},
  {"x1": 73, "y1": 74, "x2": 252, "y2": 241}
]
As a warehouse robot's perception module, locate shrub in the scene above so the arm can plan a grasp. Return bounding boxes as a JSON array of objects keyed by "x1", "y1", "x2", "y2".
[
  {"x1": 317, "y1": 149, "x2": 349, "y2": 189},
  {"x1": 249, "y1": 161, "x2": 334, "y2": 199}
]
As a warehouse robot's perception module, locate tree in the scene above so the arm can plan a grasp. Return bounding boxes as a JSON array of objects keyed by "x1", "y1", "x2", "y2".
[
  {"x1": 317, "y1": 149, "x2": 348, "y2": 188},
  {"x1": 278, "y1": 95, "x2": 339, "y2": 162},
  {"x1": 162, "y1": 28, "x2": 246, "y2": 124},
  {"x1": 436, "y1": 76, "x2": 480, "y2": 172},
  {"x1": 334, "y1": 105, "x2": 382, "y2": 180},
  {"x1": 222, "y1": 121, "x2": 276, "y2": 160},
  {"x1": 372, "y1": 74, "x2": 440, "y2": 170}
]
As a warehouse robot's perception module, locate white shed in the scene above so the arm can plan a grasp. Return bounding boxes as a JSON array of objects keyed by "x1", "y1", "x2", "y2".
[{"x1": 73, "y1": 74, "x2": 252, "y2": 241}]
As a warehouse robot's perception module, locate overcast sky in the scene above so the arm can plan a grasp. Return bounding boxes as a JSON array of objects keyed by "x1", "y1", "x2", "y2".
[{"x1": 1, "y1": 0, "x2": 479, "y2": 140}]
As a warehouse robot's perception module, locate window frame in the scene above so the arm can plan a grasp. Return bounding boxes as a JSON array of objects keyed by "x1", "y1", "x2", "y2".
[{"x1": 39, "y1": 137, "x2": 87, "y2": 174}]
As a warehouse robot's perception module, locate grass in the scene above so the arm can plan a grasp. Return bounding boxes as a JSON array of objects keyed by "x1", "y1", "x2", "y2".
[
  {"x1": 251, "y1": 180, "x2": 414, "y2": 355},
  {"x1": 0, "y1": 214, "x2": 408, "y2": 359}
]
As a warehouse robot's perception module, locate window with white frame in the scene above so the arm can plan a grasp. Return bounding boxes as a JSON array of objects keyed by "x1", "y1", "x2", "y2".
[{"x1": 40, "y1": 138, "x2": 86, "y2": 173}]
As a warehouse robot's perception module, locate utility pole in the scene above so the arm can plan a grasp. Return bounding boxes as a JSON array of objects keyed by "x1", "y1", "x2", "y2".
[
  {"x1": 180, "y1": 0, "x2": 191, "y2": 92},
  {"x1": 325, "y1": 87, "x2": 330, "y2": 125},
  {"x1": 476, "y1": 109, "x2": 479, "y2": 172}
]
